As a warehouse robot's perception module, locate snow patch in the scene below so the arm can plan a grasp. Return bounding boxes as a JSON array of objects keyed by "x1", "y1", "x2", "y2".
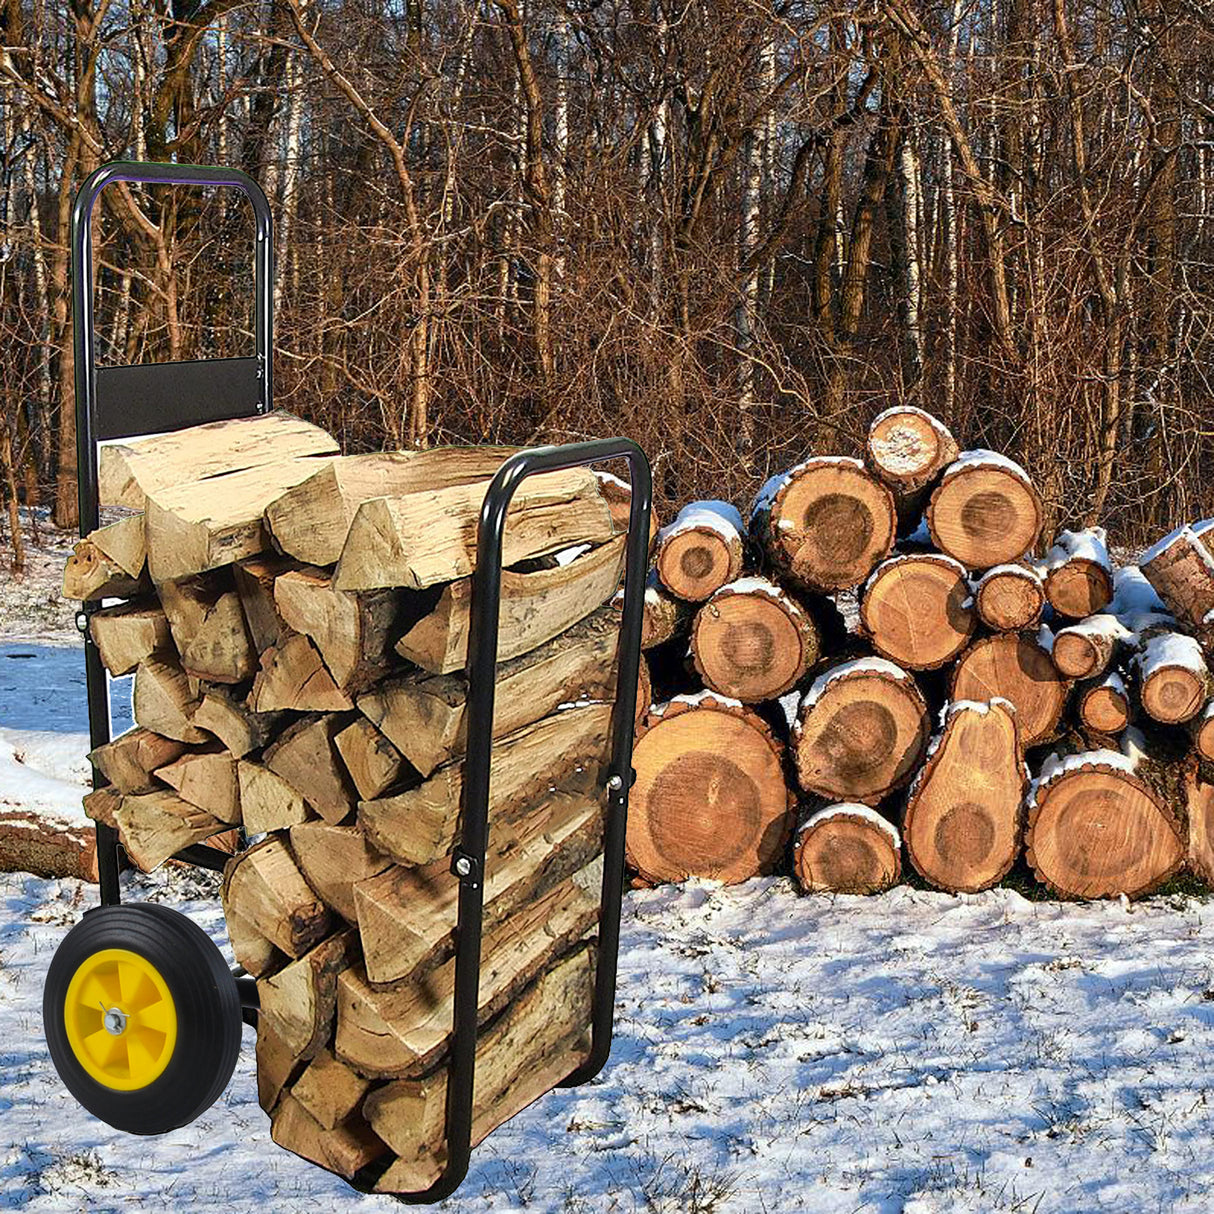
[
  {"x1": 650, "y1": 689, "x2": 745, "y2": 717},
  {"x1": 1046, "y1": 527, "x2": 1111, "y2": 572},
  {"x1": 800, "y1": 656, "x2": 913, "y2": 714},
  {"x1": 1135, "y1": 632, "x2": 1209, "y2": 681},
  {"x1": 657, "y1": 500, "x2": 743, "y2": 546},
  {"x1": 941, "y1": 448, "x2": 1033, "y2": 486},
  {"x1": 799, "y1": 802, "x2": 902, "y2": 848},
  {"x1": 976, "y1": 562, "x2": 1044, "y2": 589},
  {"x1": 1029, "y1": 747, "x2": 1137, "y2": 810}
]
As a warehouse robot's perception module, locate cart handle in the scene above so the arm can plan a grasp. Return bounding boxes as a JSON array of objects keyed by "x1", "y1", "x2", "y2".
[
  {"x1": 397, "y1": 439, "x2": 652, "y2": 1204},
  {"x1": 72, "y1": 161, "x2": 273, "y2": 536}
]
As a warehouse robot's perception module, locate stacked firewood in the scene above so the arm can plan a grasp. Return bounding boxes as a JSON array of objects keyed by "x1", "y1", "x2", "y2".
[
  {"x1": 68, "y1": 412, "x2": 638, "y2": 1193},
  {"x1": 625, "y1": 406, "x2": 1214, "y2": 902}
]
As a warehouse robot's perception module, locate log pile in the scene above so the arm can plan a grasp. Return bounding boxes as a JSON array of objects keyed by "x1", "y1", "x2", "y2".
[
  {"x1": 66, "y1": 411, "x2": 640, "y2": 1194},
  {"x1": 625, "y1": 404, "x2": 1214, "y2": 902}
]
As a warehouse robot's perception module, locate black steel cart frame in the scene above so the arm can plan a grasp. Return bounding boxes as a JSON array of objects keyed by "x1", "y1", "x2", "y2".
[{"x1": 71, "y1": 160, "x2": 652, "y2": 1205}]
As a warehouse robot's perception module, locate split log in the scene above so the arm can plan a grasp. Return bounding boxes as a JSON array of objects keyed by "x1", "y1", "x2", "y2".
[
  {"x1": 1043, "y1": 528, "x2": 1114, "y2": 619},
  {"x1": 99, "y1": 410, "x2": 338, "y2": 511},
  {"x1": 1077, "y1": 672, "x2": 1132, "y2": 736},
  {"x1": 627, "y1": 694, "x2": 792, "y2": 883},
  {"x1": 336, "y1": 868, "x2": 598, "y2": 1079},
  {"x1": 973, "y1": 563, "x2": 1045, "y2": 632},
  {"x1": 594, "y1": 469, "x2": 659, "y2": 550},
  {"x1": 291, "y1": 1049, "x2": 372, "y2": 1131},
  {"x1": 270, "y1": 1093, "x2": 387, "y2": 1181},
  {"x1": 355, "y1": 791, "x2": 602, "y2": 985},
  {"x1": 792, "y1": 804, "x2": 902, "y2": 894},
  {"x1": 238, "y1": 760, "x2": 312, "y2": 835},
  {"x1": 63, "y1": 537, "x2": 150, "y2": 602},
  {"x1": 233, "y1": 555, "x2": 295, "y2": 653},
  {"x1": 359, "y1": 703, "x2": 610, "y2": 868},
  {"x1": 132, "y1": 658, "x2": 208, "y2": 743},
  {"x1": 89, "y1": 514, "x2": 147, "y2": 575},
  {"x1": 221, "y1": 836, "x2": 333, "y2": 958},
  {"x1": 258, "y1": 927, "x2": 359, "y2": 1061},
  {"x1": 256, "y1": 1014, "x2": 305, "y2": 1113},
  {"x1": 154, "y1": 748, "x2": 241, "y2": 824},
  {"x1": 90, "y1": 728, "x2": 187, "y2": 795},
  {"x1": 616, "y1": 571, "x2": 691, "y2": 650},
  {"x1": 275, "y1": 569, "x2": 403, "y2": 693},
  {"x1": 950, "y1": 632, "x2": 1069, "y2": 749},
  {"x1": 859, "y1": 554, "x2": 976, "y2": 670},
  {"x1": 1025, "y1": 744, "x2": 1185, "y2": 898},
  {"x1": 793, "y1": 658, "x2": 931, "y2": 805},
  {"x1": 901, "y1": 699, "x2": 1025, "y2": 892},
  {"x1": 652, "y1": 501, "x2": 745, "y2": 602},
  {"x1": 88, "y1": 600, "x2": 172, "y2": 677},
  {"x1": 926, "y1": 450, "x2": 1042, "y2": 569},
  {"x1": 158, "y1": 572, "x2": 257, "y2": 684},
  {"x1": 265, "y1": 447, "x2": 518, "y2": 567},
  {"x1": 363, "y1": 607, "x2": 621, "y2": 777},
  {"x1": 1190, "y1": 703, "x2": 1214, "y2": 764},
  {"x1": 1140, "y1": 522, "x2": 1214, "y2": 642},
  {"x1": 192, "y1": 688, "x2": 286, "y2": 759},
  {"x1": 289, "y1": 822, "x2": 393, "y2": 923},
  {"x1": 82, "y1": 787, "x2": 122, "y2": 831},
  {"x1": 864, "y1": 406, "x2": 959, "y2": 528},
  {"x1": 1134, "y1": 632, "x2": 1212, "y2": 725},
  {"x1": 751, "y1": 457, "x2": 896, "y2": 593},
  {"x1": 334, "y1": 718, "x2": 406, "y2": 800},
  {"x1": 363, "y1": 946, "x2": 593, "y2": 1195},
  {"x1": 248, "y1": 633, "x2": 354, "y2": 713},
  {"x1": 113, "y1": 790, "x2": 227, "y2": 872},
  {"x1": 396, "y1": 535, "x2": 625, "y2": 674},
  {"x1": 264, "y1": 715, "x2": 359, "y2": 826},
  {"x1": 1051, "y1": 614, "x2": 1129, "y2": 679},
  {"x1": 227, "y1": 908, "x2": 287, "y2": 980},
  {"x1": 333, "y1": 466, "x2": 615, "y2": 592},
  {"x1": 690, "y1": 577, "x2": 822, "y2": 701}
]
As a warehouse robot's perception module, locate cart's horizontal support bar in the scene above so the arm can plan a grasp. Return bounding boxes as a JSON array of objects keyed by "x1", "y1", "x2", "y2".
[
  {"x1": 171, "y1": 844, "x2": 234, "y2": 873},
  {"x1": 234, "y1": 975, "x2": 259, "y2": 1009},
  {"x1": 95, "y1": 358, "x2": 263, "y2": 441}
]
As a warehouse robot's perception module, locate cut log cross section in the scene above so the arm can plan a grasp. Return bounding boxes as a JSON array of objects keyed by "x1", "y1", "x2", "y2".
[
  {"x1": 793, "y1": 805, "x2": 902, "y2": 894},
  {"x1": 860, "y1": 555, "x2": 975, "y2": 670},
  {"x1": 974, "y1": 565, "x2": 1045, "y2": 632},
  {"x1": 864, "y1": 406, "x2": 959, "y2": 529},
  {"x1": 653, "y1": 502, "x2": 745, "y2": 602}
]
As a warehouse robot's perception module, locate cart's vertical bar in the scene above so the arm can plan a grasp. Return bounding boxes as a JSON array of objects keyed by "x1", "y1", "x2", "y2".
[{"x1": 395, "y1": 439, "x2": 649, "y2": 1204}]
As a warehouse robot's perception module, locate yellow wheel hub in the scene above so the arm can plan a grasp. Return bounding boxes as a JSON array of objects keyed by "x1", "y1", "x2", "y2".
[{"x1": 63, "y1": 948, "x2": 177, "y2": 1091}]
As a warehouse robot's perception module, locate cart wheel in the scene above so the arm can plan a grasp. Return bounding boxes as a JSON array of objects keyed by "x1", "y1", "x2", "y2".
[{"x1": 43, "y1": 902, "x2": 242, "y2": 1135}]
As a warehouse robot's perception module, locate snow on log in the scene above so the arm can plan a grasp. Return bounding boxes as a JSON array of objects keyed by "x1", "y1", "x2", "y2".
[
  {"x1": 902, "y1": 698, "x2": 1024, "y2": 893},
  {"x1": 1025, "y1": 745, "x2": 1185, "y2": 899},
  {"x1": 864, "y1": 406, "x2": 959, "y2": 529},
  {"x1": 690, "y1": 576, "x2": 822, "y2": 702},
  {"x1": 950, "y1": 631, "x2": 1069, "y2": 749},
  {"x1": 925, "y1": 450, "x2": 1043, "y2": 569},
  {"x1": 859, "y1": 553, "x2": 976, "y2": 670},
  {"x1": 594, "y1": 469, "x2": 659, "y2": 551},
  {"x1": 627, "y1": 693, "x2": 792, "y2": 884},
  {"x1": 1140, "y1": 524, "x2": 1214, "y2": 645},
  {"x1": 652, "y1": 501, "x2": 745, "y2": 602},
  {"x1": 1134, "y1": 632, "x2": 1212, "y2": 725},
  {"x1": 750, "y1": 457, "x2": 896, "y2": 593},
  {"x1": 792, "y1": 803, "x2": 902, "y2": 894},
  {"x1": 1050, "y1": 614, "x2": 1129, "y2": 680},
  {"x1": 1043, "y1": 528, "x2": 1114, "y2": 619},
  {"x1": 973, "y1": 563, "x2": 1045, "y2": 632},
  {"x1": 793, "y1": 658, "x2": 930, "y2": 805},
  {"x1": 1076, "y1": 671, "x2": 1132, "y2": 736}
]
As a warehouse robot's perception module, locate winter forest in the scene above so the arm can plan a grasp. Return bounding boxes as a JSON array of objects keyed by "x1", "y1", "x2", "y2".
[{"x1": 0, "y1": 0, "x2": 1211, "y2": 556}]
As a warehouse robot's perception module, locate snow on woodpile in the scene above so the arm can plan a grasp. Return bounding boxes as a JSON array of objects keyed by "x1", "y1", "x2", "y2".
[
  {"x1": 976, "y1": 562, "x2": 1044, "y2": 589},
  {"x1": 799, "y1": 656, "x2": 912, "y2": 713},
  {"x1": 1046, "y1": 527, "x2": 1111, "y2": 571},
  {"x1": 941, "y1": 448, "x2": 1033, "y2": 485},
  {"x1": 867, "y1": 406, "x2": 954, "y2": 475},
  {"x1": 648, "y1": 688, "x2": 745, "y2": 717},
  {"x1": 657, "y1": 500, "x2": 744, "y2": 544},
  {"x1": 1135, "y1": 631, "x2": 1209, "y2": 681},
  {"x1": 1141, "y1": 523, "x2": 1214, "y2": 572},
  {"x1": 1109, "y1": 564, "x2": 1168, "y2": 618},
  {"x1": 1028, "y1": 747, "x2": 1138, "y2": 810},
  {"x1": 798, "y1": 802, "x2": 902, "y2": 848},
  {"x1": 1058, "y1": 613, "x2": 1131, "y2": 644}
]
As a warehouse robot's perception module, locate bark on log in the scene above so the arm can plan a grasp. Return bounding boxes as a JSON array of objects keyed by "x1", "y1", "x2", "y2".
[
  {"x1": 627, "y1": 694, "x2": 792, "y2": 883},
  {"x1": 950, "y1": 632, "x2": 1069, "y2": 748},
  {"x1": 751, "y1": 457, "x2": 896, "y2": 593},
  {"x1": 396, "y1": 535, "x2": 625, "y2": 674},
  {"x1": 1140, "y1": 523, "x2": 1214, "y2": 643},
  {"x1": 333, "y1": 467, "x2": 615, "y2": 592},
  {"x1": 926, "y1": 451, "x2": 1042, "y2": 569},
  {"x1": 901, "y1": 699, "x2": 1024, "y2": 892},
  {"x1": 1051, "y1": 614, "x2": 1128, "y2": 679},
  {"x1": 652, "y1": 501, "x2": 745, "y2": 602},
  {"x1": 359, "y1": 703, "x2": 610, "y2": 868},
  {"x1": 265, "y1": 447, "x2": 518, "y2": 567},
  {"x1": 1189, "y1": 704, "x2": 1214, "y2": 764},
  {"x1": 362, "y1": 607, "x2": 620, "y2": 778},
  {"x1": 1076, "y1": 672, "x2": 1132, "y2": 736},
  {"x1": 88, "y1": 600, "x2": 172, "y2": 677},
  {"x1": 690, "y1": 577, "x2": 822, "y2": 701},
  {"x1": 221, "y1": 835, "x2": 333, "y2": 958},
  {"x1": 973, "y1": 563, "x2": 1045, "y2": 632},
  {"x1": 1025, "y1": 746, "x2": 1186, "y2": 898},
  {"x1": 859, "y1": 554, "x2": 976, "y2": 670},
  {"x1": 1043, "y1": 528, "x2": 1114, "y2": 619},
  {"x1": 793, "y1": 658, "x2": 931, "y2": 805},
  {"x1": 792, "y1": 804, "x2": 902, "y2": 894},
  {"x1": 864, "y1": 406, "x2": 959, "y2": 528},
  {"x1": 1185, "y1": 761, "x2": 1214, "y2": 884}
]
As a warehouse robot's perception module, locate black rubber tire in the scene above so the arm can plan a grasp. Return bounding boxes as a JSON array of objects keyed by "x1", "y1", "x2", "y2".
[{"x1": 43, "y1": 902, "x2": 243, "y2": 1135}]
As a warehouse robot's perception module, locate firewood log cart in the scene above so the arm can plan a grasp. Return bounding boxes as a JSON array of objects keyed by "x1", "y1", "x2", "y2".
[{"x1": 41, "y1": 161, "x2": 652, "y2": 1203}]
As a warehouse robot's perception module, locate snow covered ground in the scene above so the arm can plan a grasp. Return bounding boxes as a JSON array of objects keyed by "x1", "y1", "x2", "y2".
[{"x1": 3, "y1": 523, "x2": 1214, "y2": 1212}]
